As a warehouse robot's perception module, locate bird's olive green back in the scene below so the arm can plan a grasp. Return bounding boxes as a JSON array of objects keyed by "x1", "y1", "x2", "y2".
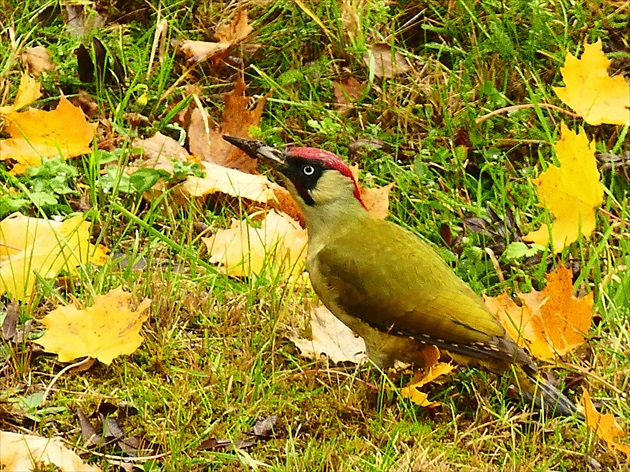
[{"x1": 313, "y1": 218, "x2": 506, "y2": 345}]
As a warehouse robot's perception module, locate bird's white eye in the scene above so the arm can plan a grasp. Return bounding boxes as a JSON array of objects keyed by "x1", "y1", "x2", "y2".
[{"x1": 303, "y1": 165, "x2": 315, "y2": 176}]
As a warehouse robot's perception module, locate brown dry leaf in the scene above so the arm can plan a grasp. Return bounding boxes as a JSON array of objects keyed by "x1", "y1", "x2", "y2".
[
  {"x1": 183, "y1": 161, "x2": 280, "y2": 202},
  {"x1": 332, "y1": 76, "x2": 364, "y2": 110},
  {"x1": 401, "y1": 361, "x2": 454, "y2": 407},
  {"x1": 133, "y1": 132, "x2": 190, "y2": 164},
  {"x1": 36, "y1": 288, "x2": 151, "y2": 364},
  {"x1": 187, "y1": 79, "x2": 267, "y2": 172},
  {"x1": 350, "y1": 165, "x2": 393, "y2": 219},
  {"x1": 0, "y1": 95, "x2": 96, "y2": 174},
  {"x1": 363, "y1": 43, "x2": 411, "y2": 78},
  {"x1": 524, "y1": 123, "x2": 604, "y2": 252},
  {"x1": 178, "y1": 10, "x2": 252, "y2": 63},
  {"x1": 0, "y1": 73, "x2": 41, "y2": 115},
  {"x1": 554, "y1": 40, "x2": 630, "y2": 126},
  {"x1": 485, "y1": 265, "x2": 593, "y2": 360},
  {"x1": 581, "y1": 388, "x2": 630, "y2": 457},
  {"x1": 0, "y1": 213, "x2": 108, "y2": 302},
  {"x1": 0, "y1": 431, "x2": 102, "y2": 471},
  {"x1": 203, "y1": 210, "x2": 307, "y2": 279},
  {"x1": 22, "y1": 46, "x2": 55, "y2": 76},
  {"x1": 288, "y1": 305, "x2": 367, "y2": 364}
]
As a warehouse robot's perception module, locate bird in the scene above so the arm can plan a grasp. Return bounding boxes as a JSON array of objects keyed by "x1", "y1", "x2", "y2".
[{"x1": 223, "y1": 135, "x2": 579, "y2": 416}]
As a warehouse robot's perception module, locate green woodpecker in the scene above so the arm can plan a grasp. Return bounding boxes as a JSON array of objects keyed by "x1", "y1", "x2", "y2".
[{"x1": 223, "y1": 135, "x2": 578, "y2": 416}]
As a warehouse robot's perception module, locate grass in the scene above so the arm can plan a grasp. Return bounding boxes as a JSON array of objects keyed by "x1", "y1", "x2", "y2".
[{"x1": 1, "y1": 0, "x2": 629, "y2": 470}]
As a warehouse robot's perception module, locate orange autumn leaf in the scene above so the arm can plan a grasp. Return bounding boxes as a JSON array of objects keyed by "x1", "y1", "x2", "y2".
[
  {"x1": 485, "y1": 265, "x2": 593, "y2": 360},
  {"x1": 36, "y1": 288, "x2": 151, "y2": 365},
  {"x1": 581, "y1": 389, "x2": 630, "y2": 457},
  {"x1": 0, "y1": 95, "x2": 96, "y2": 174},
  {"x1": 524, "y1": 123, "x2": 604, "y2": 252},
  {"x1": 554, "y1": 40, "x2": 630, "y2": 126}
]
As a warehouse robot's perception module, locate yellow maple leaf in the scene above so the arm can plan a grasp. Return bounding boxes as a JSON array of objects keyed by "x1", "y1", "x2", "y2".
[
  {"x1": 36, "y1": 288, "x2": 151, "y2": 365},
  {"x1": 0, "y1": 73, "x2": 41, "y2": 115},
  {"x1": 203, "y1": 210, "x2": 307, "y2": 279},
  {"x1": 524, "y1": 123, "x2": 604, "y2": 252},
  {"x1": 485, "y1": 265, "x2": 593, "y2": 360},
  {"x1": 401, "y1": 359, "x2": 454, "y2": 408},
  {"x1": 581, "y1": 388, "x2": 630, "y2": 457},
  {"x1": 0, "y1": 95, "x2": 96, "y2": 174},
  {"x1": 0, "y1": 213, "x2": 108, "y2": 302},
  {"x1": 554, "y1": 39, "x2": 630, "y2": 126}
]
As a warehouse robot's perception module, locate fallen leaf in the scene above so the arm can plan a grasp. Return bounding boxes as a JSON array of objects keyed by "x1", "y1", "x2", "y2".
[
  {"x1": 22, "y1": 46, "x2": 55, "y2": 76},
  {"x1": 581, "y1": 388, "x2": 630, "y2": 457},
  {"x1": 0, "y1": 431, "x2": 102, "y2": 472},
  {"x1": 524, "y1": 123, "x2": 604, "y2": 252},
  {"x1": 332, "y1": 76, "x2": 364, "y2": 110},
  {"x1": 250, "y1": 415, "x2": 277, "y2": 439},
  {"x1": 401, "y1": 362, "x2": 454, "y2": 407},
  {"x1": 0, "y1": 213, "x2": 108, "y2": 302},
  {"x1": 485, "y1": 265, "x2": 593, "y2": 359},
  {"x1": 554, "y1": 39, "x2": 630, "y2": 126},
  {"x1": 363, "y1": 43, "x2": 411, "y2": 78},
  {"x1": 178, "y1": 10, "x2": 252, "y2": 63},
  {"x1": 349, "y1": 165, "x2": 393, "y2": 219},
  {"x1": 288, "y1": 305, "x2": 367, "y2": 364},
  {"x1": 0, "y1": 73, "x2": 41, "y2": 115},
  {"x1": 132, "y1": 132, "x2": 190, "y2": 163},
  {"x1": 361, "y1": 182, "x2": 394, "y2": 220},
  {"x1": 187, "y1": 79, "x2": 268, "y2": 172},
  {"x1": 183, "y1": 161, "x2": 279, "y2": 202},
  {"x1": 203, "y1": 210, "x2": 307, "y2": 279},
  {"x1": 36, "y1": 287, "x2": 151, "y2": 364},
  {"x1": 0, "y1": 95, "x2": 96, "y2": 174}
]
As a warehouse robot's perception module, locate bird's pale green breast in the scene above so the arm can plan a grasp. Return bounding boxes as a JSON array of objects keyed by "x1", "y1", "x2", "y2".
[{"x1": 308, "y1": 217, "x2": 507, "y2": 346}]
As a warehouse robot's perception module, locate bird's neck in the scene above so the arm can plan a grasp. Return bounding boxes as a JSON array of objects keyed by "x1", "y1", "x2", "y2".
[{"x1": 302, "y1": 197, "x2": 370, "y2": 253}]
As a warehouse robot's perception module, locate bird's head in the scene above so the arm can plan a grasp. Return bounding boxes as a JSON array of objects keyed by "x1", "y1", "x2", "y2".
[{"x1": 223, "y1": 136, "x2": 367, "y2": 223}]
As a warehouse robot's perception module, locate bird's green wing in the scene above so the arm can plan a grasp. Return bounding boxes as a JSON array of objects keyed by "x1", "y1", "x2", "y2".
[{"x1": 313, "y1": 218, "x2": 506, "y2": 346}]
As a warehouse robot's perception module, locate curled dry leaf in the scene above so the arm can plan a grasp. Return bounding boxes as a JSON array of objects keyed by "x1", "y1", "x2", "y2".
[
  {"x1": 288, "y1": 305, "x2": 367, "y2": 364},
  {"x1": 178, "y1": 10, "x2": 252, "y2": 63}
]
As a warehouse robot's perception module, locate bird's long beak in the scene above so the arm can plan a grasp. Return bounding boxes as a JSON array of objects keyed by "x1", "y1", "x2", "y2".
[{"x1": 222, "y1": 135, "x2": 285, "y2": 169}]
